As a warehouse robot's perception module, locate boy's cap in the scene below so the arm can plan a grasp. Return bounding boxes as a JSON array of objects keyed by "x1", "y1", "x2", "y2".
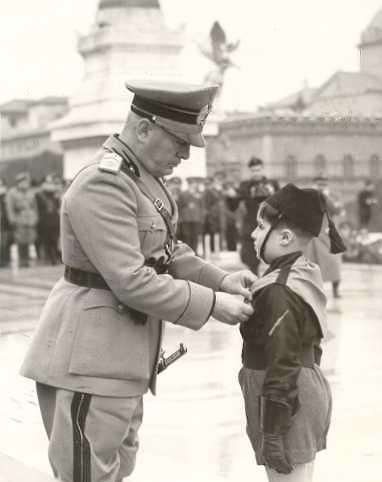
[
  {"x1": 126, "y1": 80, "x2": 218, "y2": 147},
  {"x1": 265, "y1": 183, "x2": 346, "y2": 253},
  {"x1": 266, "y1": 183, "x2": 324, "y2": 236}
]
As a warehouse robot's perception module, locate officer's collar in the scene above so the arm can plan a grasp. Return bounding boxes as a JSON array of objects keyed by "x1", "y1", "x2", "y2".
[{"x1": 103, "y1": 134, "x2": 141, "y2": 177}]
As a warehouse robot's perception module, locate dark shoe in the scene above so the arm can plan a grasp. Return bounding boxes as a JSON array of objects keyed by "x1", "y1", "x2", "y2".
[{"x1": 332, "y1": 281, "x2": 341, "y2": 298}]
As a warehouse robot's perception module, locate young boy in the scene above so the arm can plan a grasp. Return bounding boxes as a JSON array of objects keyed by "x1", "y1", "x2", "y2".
[{"x1": 238, "y1": 183, "x2": 345, "y2": 482}]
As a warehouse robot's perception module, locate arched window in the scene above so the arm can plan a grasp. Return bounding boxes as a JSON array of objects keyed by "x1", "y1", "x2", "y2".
[
  {"x1": 285, "y1": 155, "x2": 298, "y2": 180},
  {"x1": 314, "y1": 154, "x2": 327, "y2": 176},
  {"x1": 369, "y1": 154, "x2": 381, "y2": 178},
  {"x1": 343, "y1": 154, "x2": 355, "y2": 178}
]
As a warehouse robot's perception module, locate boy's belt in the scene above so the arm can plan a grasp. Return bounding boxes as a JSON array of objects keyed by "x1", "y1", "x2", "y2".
[{"x1": 242, "y1": 343, "x2": 318, "y2": 370}]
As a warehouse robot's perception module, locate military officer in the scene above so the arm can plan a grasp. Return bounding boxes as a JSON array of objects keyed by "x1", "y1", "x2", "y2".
[{"x1": 20, "y1": 80, "x2": 255, "y2": 482}]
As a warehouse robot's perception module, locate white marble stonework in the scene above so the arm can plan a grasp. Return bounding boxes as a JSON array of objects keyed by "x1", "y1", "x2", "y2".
[{"x1": 52, "y1": 0, "x2": 204, "y2": 180}]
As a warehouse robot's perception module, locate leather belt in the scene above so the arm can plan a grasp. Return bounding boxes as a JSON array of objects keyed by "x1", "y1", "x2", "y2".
[
  {"x1": 64, "y1": 266, "x2": 109, "y2": 290},
  {"x1": 64, "y1": 266, "x2": 147, "y2": 324}
]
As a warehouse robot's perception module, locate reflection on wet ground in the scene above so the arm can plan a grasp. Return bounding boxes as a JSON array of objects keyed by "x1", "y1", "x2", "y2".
[{"x1": 0, "y1": 263, "x2": 382, "y2": 481}]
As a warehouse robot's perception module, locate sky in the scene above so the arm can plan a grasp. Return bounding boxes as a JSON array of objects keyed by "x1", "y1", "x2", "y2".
[{"x1": 2, "y1": 0, "x2": 382, "y2": 111}]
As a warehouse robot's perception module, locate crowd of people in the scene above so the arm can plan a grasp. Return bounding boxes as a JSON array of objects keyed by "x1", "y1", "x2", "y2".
[
  {"x1": 166, "y1": 157, "x2": 280, "y2": 264},
  {"x1": 0, "y1": 171, "x2": 65, "y2": 268},
  {"x1": 167, "y1": 159, "x2": 381, "y2": 299},
  {"x1": 1, "y1": 157, "x2": 379, "y2": 281}
]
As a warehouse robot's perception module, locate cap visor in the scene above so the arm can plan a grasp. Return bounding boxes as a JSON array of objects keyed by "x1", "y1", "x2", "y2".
[{"x1": 188, "y1": 133, "x2": 206, "y2": 147}]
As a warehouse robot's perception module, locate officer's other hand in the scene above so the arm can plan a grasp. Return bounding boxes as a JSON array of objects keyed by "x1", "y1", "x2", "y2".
[
  {"x1": 212, "y1": 292, "x2": 254, "y2": 325},
  {"x1": 220, "y1": 270, "x2": 257, "y2": 299},
  {"x1": 262, "y1": 433, "x2": 293, "y2": 474}
]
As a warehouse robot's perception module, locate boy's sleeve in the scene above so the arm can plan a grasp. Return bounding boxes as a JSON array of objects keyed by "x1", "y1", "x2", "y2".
[{"x1": 258, "y1": 285, "x2": 303, "y2": 410}]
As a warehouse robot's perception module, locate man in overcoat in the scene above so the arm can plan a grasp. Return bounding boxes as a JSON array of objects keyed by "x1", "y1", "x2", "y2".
[
  {"x1": 20, "y1": 80, "x2": 255, "y2": 482},
  {"x1": 6, "y1": 171, "x2": 38, "y2": 267}
]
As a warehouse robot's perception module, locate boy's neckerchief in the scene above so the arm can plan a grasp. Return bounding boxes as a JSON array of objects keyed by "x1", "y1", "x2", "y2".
[{"x1": 252, "y1": 254, "x2": 328, "y2": 337}]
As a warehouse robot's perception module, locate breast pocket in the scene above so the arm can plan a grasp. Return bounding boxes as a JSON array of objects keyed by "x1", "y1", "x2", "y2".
[
  {"x1": 69, "y1": 290, "x2": 150, "y2": 381},
  {"x1": 137, "y1": 215, "x2": 166, "y2": 255}
]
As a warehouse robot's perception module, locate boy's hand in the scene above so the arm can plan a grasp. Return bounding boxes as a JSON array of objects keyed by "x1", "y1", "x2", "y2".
[
  {"x1": 212, "y1": 292, "x2": 254, "y2": 325},
  {"x1": 220, "y1": 270, "x2": 257, "y2": 299}
]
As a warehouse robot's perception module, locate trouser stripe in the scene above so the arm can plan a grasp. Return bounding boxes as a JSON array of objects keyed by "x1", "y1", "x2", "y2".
[{"x1": 71, "y1": 392, "x2": 92, "y2": 482}]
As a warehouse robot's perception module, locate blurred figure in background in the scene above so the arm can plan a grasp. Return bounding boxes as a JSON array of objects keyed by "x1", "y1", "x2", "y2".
[
  {"x1": 6, "y1": 172, "x2": 39, "y2": 268},
  {"x1": 306, "y1": 175, "x2": 345, "y2": 298},
  {"x1": 165, "y1": 176, "x2": 182, "y2": 205},
  {"x1": 36, "y1": 174, "x2": 61, "y2": 265},
  {"x1": 237, "y1": 157, "x2": 279, "y2": 275},
  {"x1": 177, "y1": 176, "x2": 205, "y2": 254},
  {"x1": 0, "y1": 178, "x2": 12, "y2": 268},
  {"x1": 223, "y1": 180, "x2": 240, "y2": 251},
  {"x1": 203, "y1": 174, "x2": 226, "y2": 254},
  {"x1": 357, "y1": 179, "x2": 378, "y2": 230}
]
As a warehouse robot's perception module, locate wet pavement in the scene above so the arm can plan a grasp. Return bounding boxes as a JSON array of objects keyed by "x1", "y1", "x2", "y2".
[{"x1": 0, "y1": 256, "x2": 382, "y2": 481}]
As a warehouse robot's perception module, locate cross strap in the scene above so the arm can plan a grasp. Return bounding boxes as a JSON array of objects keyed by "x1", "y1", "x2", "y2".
[{"x1": 119, "y1": 160, "x2": 177, "y2": 243}]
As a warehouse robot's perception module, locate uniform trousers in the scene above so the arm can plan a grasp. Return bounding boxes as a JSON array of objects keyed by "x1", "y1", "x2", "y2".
[
  {"x1": 265, "y1": 462, "x2": 314, "y2": 482},
  {"x1": 36, "y1": 382, "x2": 143, "y2": 482}
]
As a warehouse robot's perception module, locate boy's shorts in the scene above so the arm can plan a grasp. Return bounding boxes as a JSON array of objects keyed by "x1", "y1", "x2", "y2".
[{"x1": 238, "y1": 365, "x2": 332, "y2": 465}]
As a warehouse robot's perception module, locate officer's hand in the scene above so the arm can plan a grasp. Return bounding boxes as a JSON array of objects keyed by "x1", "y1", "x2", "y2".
[
  {"x1": 262, "y1": 433, "x2": 293, "y2": 474},
  {"x1": 220, "y1": 270, "x2": 257, "y2": 299},
  {"x1": 212, "y1": 292, "x2": 254, "y2": 325}
]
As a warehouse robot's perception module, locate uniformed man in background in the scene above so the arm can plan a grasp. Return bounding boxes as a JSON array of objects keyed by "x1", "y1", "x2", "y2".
[
  {"x1": 238, "y1": 157, "x2": 279, "y2": 275},
  {"x1": 20, "y1": 80, "x2": 255, "y2": 482}
]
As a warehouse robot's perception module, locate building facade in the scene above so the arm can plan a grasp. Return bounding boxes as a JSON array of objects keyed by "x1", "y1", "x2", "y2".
[
  {"x1": 0, "y1": 98, "x2": 68, "y2": 184},
  {"x1": 205, "y1": 7, "x2": 382, "y2": 229}
]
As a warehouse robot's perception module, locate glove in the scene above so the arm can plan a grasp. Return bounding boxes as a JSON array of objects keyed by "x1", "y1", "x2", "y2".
[
  {"x1": 262, "y1": 433, "x2": 293, "y2": 474},
  {"x1": 260, "y1": 397, "x2": 294, "y2": 474}
]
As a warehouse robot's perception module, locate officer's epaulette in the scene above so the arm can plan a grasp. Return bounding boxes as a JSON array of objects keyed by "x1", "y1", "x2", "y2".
[{"x1": 98, "y1": 151, "x2": 123, "y2": 174}]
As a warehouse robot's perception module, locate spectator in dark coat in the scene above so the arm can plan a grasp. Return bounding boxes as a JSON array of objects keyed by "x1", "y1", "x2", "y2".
[
  {"x1": 177, "y1": 177, "x2": 205, "y2": 254},
  {"x1": 237, "y1": 157, "x2": 279, "y2": 274},
  {"x1": 203, "y1": 175, "x2": 226, "y2": 253},
  {"x1": 357, "y1": 179, "x2": 378, "y2": 229},
  {"x1": 35, "y1": 175, "x2": 61, "y2": 265},
  {"x1": 223, "y1": 181, "x2": 240, "y2": 251},
  {"x1": 0, "y1": 178, "x2": 12, "y2": 267}
]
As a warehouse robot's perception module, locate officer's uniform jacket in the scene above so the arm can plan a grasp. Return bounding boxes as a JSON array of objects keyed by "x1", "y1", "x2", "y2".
[{"x1": 20, "y1": 134, "x2": 228, "y2": 397}]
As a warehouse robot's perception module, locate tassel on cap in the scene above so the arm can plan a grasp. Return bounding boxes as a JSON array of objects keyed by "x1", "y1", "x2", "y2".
[
  {"x1": 327, "y1": 215, "x2": 346, "y2": 254},
  {"x1": 318, "y1": 191, "x2": 346, "y2": 254}
]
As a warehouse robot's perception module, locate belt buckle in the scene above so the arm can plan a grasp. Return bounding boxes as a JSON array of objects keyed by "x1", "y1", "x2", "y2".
[{"x1": 154, "y1": 198, "x2": 164, "y2": 211}]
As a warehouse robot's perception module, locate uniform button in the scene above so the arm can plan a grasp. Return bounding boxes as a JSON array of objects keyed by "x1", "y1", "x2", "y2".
[{"x1": 117, "y1": 304, "x2": 124, "y2": 313}]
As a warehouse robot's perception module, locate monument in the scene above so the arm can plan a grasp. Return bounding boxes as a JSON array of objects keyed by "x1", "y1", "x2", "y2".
[{"x1": 51, "y1": 0, "x2": 188, "y2": 179}]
